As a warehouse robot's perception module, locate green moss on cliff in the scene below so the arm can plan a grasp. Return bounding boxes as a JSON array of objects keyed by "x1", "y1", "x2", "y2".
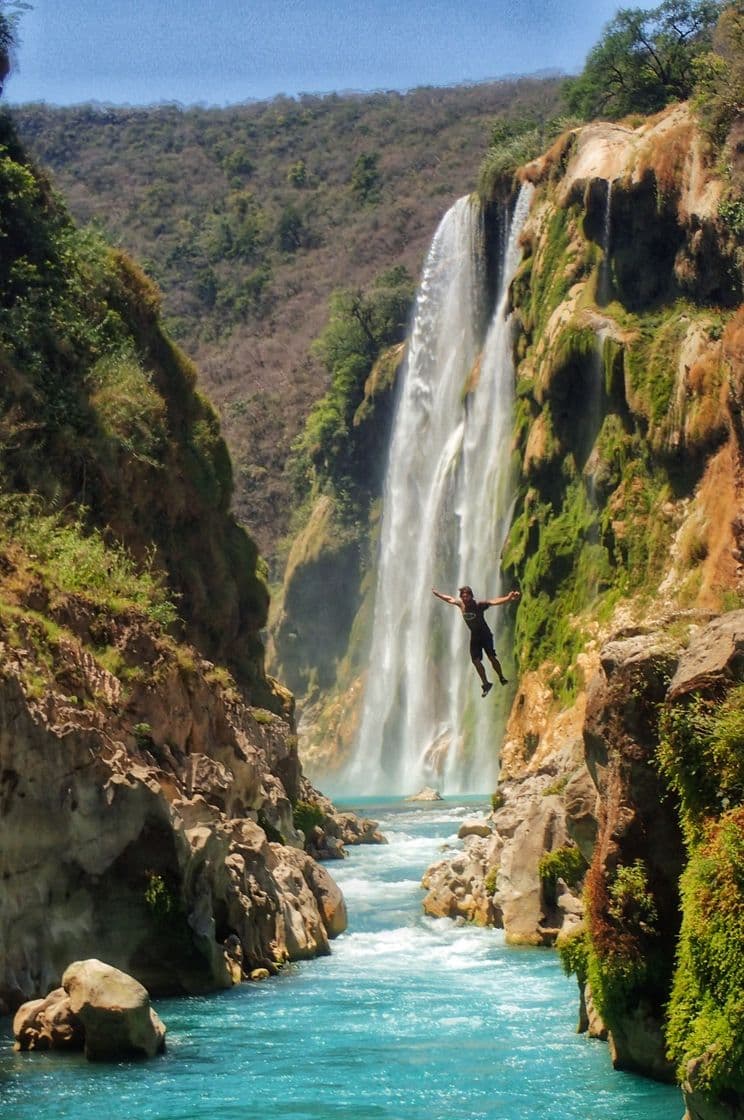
[{"x1": 666, "y1": 807, "x2": 744, "y2": 1096}]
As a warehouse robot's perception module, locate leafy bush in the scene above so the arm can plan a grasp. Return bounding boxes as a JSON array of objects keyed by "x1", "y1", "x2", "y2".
[
  {"x1": 490, "y1": 789, "x2": 505, "y2": 812},
  {"x1": 290, "y1": 264, "x2": 413, "y2": 509},
  {"x1": 607, "y1": 860, "x2": 658, "y2": 933},
  {"x1": 293, "y1": 799, "x2": 325, "y2": 840},
  {"x1": 658, "y1": 684, "x2": 744, "y2": 836},
  {"x1": 350, "y1": 152, "x2": 382, "y2": 205},
  {"x1": 557, "y1": 925, "x2": 589, "y2": 985},
  {"x1": 692, "y1": 5, "x2": 744, "y2": 147},
  {"x1": 538, "y1": 843, "x2": 587, "y2": 905}
]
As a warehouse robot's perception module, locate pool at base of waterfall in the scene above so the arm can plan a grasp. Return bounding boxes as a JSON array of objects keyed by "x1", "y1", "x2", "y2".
[{"x1": 0, "y1": 799, "x2": 683, "y2": 1120}]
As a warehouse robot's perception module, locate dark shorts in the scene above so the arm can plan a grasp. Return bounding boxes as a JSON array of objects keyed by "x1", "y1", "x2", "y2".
[{"x1": 469, "y1": 629, "x2": 495, "y2": 661}]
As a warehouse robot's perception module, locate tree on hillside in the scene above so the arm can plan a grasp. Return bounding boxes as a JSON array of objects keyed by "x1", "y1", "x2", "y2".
[
  {"x1": 0, "y1": 1, "x2": 31, "y2": 95},
  {"x1": 693, "y1": 3, "x2": 744, "y2": 144},
  {"x1": 565, "y1": 0, "x2": 724, "y2": 120},
  {"x1": 291, "y1": 266, "x2": 413, "y2": 502}
]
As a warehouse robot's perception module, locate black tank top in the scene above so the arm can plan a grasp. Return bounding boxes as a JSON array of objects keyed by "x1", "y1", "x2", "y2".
[{"x1": 462, "y1": 602, "x2": 490, "y2": 634}]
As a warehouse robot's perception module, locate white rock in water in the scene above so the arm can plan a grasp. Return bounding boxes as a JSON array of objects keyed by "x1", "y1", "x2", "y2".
[{"x1": 405, "y1": 787, "x2": 443, "y2": 802}]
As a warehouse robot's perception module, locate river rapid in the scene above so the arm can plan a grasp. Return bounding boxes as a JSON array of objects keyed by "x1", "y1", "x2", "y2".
[{"x1": 0, "y1": 799, "x2": 683, "y2": 1120}]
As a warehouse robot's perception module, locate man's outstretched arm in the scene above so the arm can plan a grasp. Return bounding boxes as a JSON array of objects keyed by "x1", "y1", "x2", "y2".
[
  {"x1": 432, "y1": 588, "x2": 459, "y2": 605},
  {"x1": 483, "y1": 590, "x2": 521, "y2": 607}
]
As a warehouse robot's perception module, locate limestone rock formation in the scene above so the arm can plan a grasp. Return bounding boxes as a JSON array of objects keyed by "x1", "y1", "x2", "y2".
[
  {"x1": 0, "y1": 618, "x2": 358, "y2": 1010},
  {"x1": 405, "y1": 787, "x2": 443, "y2": 802},
  {"x1": 581, "y1": 627, "x2": 685, "y2": 1081},
  {"x1": 422, "y1": 767, "x2": 588, "y2": 943},
  {"x1": 14, "y1": 960, "x2": 166, "y2": 1060},
  {"x1": 13, "y1": 987, "x2": 84, "y2": 1052},
  {"x1": 63, "y1": 959, "x2": 166, "y2": 1060}
]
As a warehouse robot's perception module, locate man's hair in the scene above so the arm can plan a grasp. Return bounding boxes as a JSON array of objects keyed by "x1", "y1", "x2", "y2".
[{"x1": 458, "y1": 586, "x2": 473, "y2": 598}]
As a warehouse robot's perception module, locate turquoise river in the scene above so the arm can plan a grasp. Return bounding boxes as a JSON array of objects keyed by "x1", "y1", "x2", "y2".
[{"x1": 1, "y1": 799, "x2": 684, "y2": 1120}]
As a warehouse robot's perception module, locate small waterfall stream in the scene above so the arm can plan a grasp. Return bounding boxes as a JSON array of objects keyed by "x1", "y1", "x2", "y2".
[
  {"x1": 597, "y1": 179, "x2": 613, "y2": 306},
  {"x1": 343, "y1": 186, "x2": 533, "y2": 796}
]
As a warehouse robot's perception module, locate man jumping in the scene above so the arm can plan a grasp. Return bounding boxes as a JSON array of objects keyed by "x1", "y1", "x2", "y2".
[{"x1": 432, "y1": 585, "x2": 521, "y2": 697}]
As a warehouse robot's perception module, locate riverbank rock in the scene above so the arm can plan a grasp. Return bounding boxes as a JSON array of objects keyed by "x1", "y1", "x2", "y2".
[
  {"x1": 458, "y1": 820, "x2": 493, "y2": 839},
  {"x1": 0, "y1": 618, "x2": 360, "y2": 1008},
  {"x1": 14, "y1": 960, "x2": 165, "y2": 1061},
  {"x1": 582, "y1": 627, "x2": 685, "y2": 1082},
  {"x1": 62, "y1": 959, "x2": 166, "y2": 1060},
  {"x1": 13, "y1": 987, "x2": 83, "y2": 1052},
  {"x1": 422, "y1": 835, "x2": 497, "y2": 925},
  {"x1": 406, "y1": 787, "x2": 443, "y2": 802},
  {"x1": 421, "y1": 762, "x2": 588, "y2": 942},
  {"x1": 296, "y1": 777, "x2": 387, "y2": 861}
]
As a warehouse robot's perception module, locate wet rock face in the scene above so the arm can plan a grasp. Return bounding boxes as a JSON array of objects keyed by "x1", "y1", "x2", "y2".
[
  {"x1": 585, "y1": 632, "x2": 683, "y2": 885},
  {"x1": 582, "y1": 629, "x2": 686, "y2": 1082},
  {"x1": 0, "y1": 638, "x2": 351, "y2": 1009}
]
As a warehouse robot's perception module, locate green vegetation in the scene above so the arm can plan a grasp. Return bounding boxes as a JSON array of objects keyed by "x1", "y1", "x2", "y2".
[
  {"x1": 584, "y1": 857, "x2": 666, "y2": 1021},
  {"x1": 658, "y1": 685, "x2": 744, "y2": 837},
  {"x1": 0, "y1": 109, "x2": 270, "y2": 693},
  {"x1": 0, "y1": 1, "x2": 28, "y2": 94},
  {"x1": 505, "y1": 478, "x2": 613, "y2": 694},
  {"x1": 293, "y1": 799, "x2": 325, "y2": 841},
  {"x1": 557, "y1": 925, "x2": 589, "y2": 986},
  {"x1": 565, "y1": 0, "x2": 724, "y2": 120},
  {"x1": 478, "y1": 115, "x2": 578, "y2": 199},
  {"x1": 490, "y1": 789, "x2": 505, "y2": 812},
  {"x1": 666, "y1": 808, "x2": 744, "y2": 1094},
  {"x1": 0, "y1": 497, "x2": 178, "y2": 627},
  {"x1": 538, "y1": 843, "x2": 587, "y2": 905},
  {"x1": 290, "y1": 265, "x2": 413, "y2": 511},
  {"x1": 692, "y1": 4, "x2": 744, "y2": 148}
]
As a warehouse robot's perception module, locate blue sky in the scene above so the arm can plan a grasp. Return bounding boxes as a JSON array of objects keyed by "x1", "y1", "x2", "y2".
[{"x1": 6, "y1": 0, "x2": 655, "y2": 107}]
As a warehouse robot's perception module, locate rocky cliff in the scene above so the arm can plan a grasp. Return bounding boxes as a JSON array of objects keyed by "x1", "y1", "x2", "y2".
[
  {"x1": 283, "y1": 100, "x2": 743, "y2": 1117},
  {"x1": 0, "y1": 599, "x2": 355, "y2": 1008},
  {"x1": 420, "y1": 104, "x2": 744, "y2": 1118},
  {"x1": 0, "y1": 113, "x2": 379, "y2": 1011}
]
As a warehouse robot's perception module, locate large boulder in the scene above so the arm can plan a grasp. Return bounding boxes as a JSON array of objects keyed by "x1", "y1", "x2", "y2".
[
  {"x1": 668, "y1": 609, "x2": 744, "y2": 700},
  {"x1": 422, "y1": 835, "x2": 498, "y2": 926},
  {"x1": 62, "y1": 959, "x2": 166, "y2": 1060}
]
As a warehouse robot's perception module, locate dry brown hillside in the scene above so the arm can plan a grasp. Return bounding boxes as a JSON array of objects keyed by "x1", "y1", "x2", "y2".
[{"x1": 12, "y1": 78, "x2": 563, "y2": 563}]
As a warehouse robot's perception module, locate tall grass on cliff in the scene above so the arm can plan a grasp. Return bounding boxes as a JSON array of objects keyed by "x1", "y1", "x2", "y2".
[{"x1": 0, "y1": 495, "x2": 178, "y2": 627}]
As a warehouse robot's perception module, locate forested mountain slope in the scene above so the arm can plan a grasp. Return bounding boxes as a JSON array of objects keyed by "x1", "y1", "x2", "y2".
[
  {"x1": 0, "y1": 108, "x2": 372, "y2": 1007},
  {"x1": 12, "y1": 78, "x2": 563, "y2": 559}
]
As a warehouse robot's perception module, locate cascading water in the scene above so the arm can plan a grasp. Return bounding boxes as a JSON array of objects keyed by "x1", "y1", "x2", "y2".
[
  {"x1": 597, "y1": 179, "x2": 613, "y2": 306},
  {"x1": 343, "y1": 185, "x2": 534, "y2": 796}
]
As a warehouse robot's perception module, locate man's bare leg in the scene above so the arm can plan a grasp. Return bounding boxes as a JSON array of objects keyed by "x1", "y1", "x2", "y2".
[
  {"x1": 472, "y1": 656, "x2": 492, "y2": 696},
  {"x1": 488, "y1": 653, "x2": 507, "y2": 686}
]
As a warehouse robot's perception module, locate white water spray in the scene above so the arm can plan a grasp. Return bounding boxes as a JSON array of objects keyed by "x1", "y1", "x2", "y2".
[{"x1": 343, "y1": 185, "x2": 533, "y2": 796}]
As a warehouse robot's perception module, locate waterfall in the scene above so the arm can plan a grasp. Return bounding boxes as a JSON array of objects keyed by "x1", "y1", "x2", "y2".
[
  {"x1": 598, "y1": 179, "x2": 613, "y2": 306},
  {"x1": 342, "y1": 185, "x2": 533, "y2": 797}
]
